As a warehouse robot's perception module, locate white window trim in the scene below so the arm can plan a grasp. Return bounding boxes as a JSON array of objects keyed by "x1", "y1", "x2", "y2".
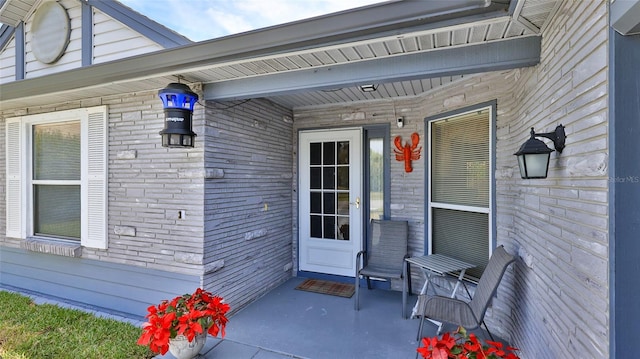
[
  {"x1": 426, "y1": 105, "x2": 494, "y2": 259},
  {"x1": 5, "y1": 106, "x2": 108, "y2": 250}
]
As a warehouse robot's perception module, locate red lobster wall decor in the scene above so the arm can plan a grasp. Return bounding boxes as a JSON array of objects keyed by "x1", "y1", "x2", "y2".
[{"x1": 394, "y1": 132, "x2": 422, "y2": 173}]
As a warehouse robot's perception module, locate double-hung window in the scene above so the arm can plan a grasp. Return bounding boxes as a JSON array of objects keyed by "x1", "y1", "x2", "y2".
[
  {"x1": 427, "y1": 105, "x2": 493, "y2": 279},
  {"x1": 5, "y1": 106, "x2": 108, "y2": 249}
]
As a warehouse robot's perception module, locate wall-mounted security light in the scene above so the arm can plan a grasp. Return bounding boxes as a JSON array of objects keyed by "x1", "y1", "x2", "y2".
[
  {"x1": 158, "y1": 83, "x2": 198, "y2": 148},
  {"x1": 514, "y1": 125, "x2": 566, "y2": 179}
]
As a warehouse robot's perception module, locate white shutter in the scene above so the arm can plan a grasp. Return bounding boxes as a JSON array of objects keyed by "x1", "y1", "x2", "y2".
[
  {"x1": 5, "y1": 118, "x2": 24, "y2": 238},
  {"x1": 81, "y1": 106, "x2": 108, "y2": 249}
]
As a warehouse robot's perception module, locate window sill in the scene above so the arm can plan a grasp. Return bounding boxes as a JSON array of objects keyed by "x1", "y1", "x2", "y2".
[{"x1": 21, "y1": 238, "x2": 82, "y2": 258}]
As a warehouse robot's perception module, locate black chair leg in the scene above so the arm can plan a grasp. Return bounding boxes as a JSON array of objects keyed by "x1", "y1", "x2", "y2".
[{"x1": 366, "y1": 277, "x2": 372, "y2": 289}]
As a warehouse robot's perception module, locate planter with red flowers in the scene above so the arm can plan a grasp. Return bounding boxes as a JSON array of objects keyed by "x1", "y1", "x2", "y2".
[
  {"x1": 137, "y1": 288, "x2": 230, "y2": 359},
  {"x1": 417, "y1": 326, "x2": 521, "y2": 359}
]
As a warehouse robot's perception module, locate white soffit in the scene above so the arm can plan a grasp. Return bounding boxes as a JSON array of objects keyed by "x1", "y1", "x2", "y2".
[{"x1": 0, "y1": 0, "x2": 38, "y2": 27}]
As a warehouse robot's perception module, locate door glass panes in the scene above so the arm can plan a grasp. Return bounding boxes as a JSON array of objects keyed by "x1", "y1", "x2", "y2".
[
  {"x1": 337, "y1": 193, "x2": 349, "y2": 215},
  {"x1": 32, "y1": 121, "x2": 81, "y2": 240},
  {"x1": 337, "y1": 141, "x2": 349, "y2": 164},
  {"x1": 323, "y1": 193, "x2": 335, "y2": 214},
  {"x1": 337, "y1": 167, "x2": 349, "y2": 190},
  {"x1": 310, "y1": 168, "x2": 321, "y2": 189},
  {"x1": 310, "y1": 192, "x2": 322, "y2": 213},
  {"x1": 310, "y1": 143, "x2": 322, "y2": 165},
  {"x1": 310, "y1": 216, "x2": 322, "y2": 238},
  {"x1": 309, "y1": 141, "x2": 350, "y2": 240},
  {"x1": 369, "y1": 138, "x2": 384, "y2": 220},
  {"x1": 323, "y1": 167, "x2": 335, "y2": 189},
  {"x1": 323, "y1": 143, "x2": 335, "y2": 165}
]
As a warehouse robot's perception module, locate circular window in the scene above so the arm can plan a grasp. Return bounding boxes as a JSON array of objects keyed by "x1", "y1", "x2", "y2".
[{"x1": 31, "y1": 1, "x2": 71, "y2": 64}]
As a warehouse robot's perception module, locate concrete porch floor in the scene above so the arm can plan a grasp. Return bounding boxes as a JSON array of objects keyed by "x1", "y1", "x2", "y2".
[{"x1": 157, "y1": 277, "x2": 478, "y2": 359}]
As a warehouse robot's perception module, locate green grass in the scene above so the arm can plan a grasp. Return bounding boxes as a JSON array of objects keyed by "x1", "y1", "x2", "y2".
[{"x1": 0, "y1": 291, "x2": 155, "y2": 359}]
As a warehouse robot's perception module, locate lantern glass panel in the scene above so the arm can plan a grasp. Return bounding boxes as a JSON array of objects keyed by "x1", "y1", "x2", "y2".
[{"x1": 518, "y1": 152, "x2": 550, "y2": 178}]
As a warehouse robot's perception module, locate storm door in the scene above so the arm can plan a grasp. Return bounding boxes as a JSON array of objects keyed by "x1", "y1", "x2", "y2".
[{"x1": 299, "y1": 129, "x2": 362, "y2": 276}]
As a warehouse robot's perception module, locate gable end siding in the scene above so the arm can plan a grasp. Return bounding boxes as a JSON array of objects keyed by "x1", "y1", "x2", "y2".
[
  {"x1": 0, "y1": 26, "x2": 16, "y2": 82},
  {"x1": 24, "y1": 0, "x2": 82, "y2": 78},
  {"x1": 87, "y1": 0, "x2": 192, "y2": 47},
  {"x1": 91, "y1": 8, "x2": 165, "y2": 64}
]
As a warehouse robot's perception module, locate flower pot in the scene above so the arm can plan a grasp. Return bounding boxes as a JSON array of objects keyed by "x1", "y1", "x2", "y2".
[{"x1": 168, "y1": 333, "x2": 207, "y2": 359}]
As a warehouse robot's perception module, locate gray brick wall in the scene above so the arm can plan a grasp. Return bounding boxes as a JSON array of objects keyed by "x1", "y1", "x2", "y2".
[
  {"x1": 202, "y1": 98, "x2": 294, "y2": 311},
  {"x1": 500, "y1": 1, "x2": 609, "y2": 357},
  {"x1": 0, "y1": 90, "x2": 207, "y2": 277},
  {"x1": 96, "y1": 90, "x2": 206, "y2": 276}
]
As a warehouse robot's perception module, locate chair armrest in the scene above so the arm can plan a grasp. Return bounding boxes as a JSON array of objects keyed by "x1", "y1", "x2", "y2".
[{"x1": 356, "y1": 250, "x2": 366, "y2": 272}]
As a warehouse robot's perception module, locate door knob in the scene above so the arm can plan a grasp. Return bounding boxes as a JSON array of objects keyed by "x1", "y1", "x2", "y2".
[{"x1": 350, "y1": 197, "x2": 360, "y2": 209}]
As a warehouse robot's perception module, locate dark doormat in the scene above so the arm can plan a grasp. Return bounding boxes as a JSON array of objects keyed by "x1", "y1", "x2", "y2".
[{"x1": 295, "y1": 279, "x2": 355, "y2": 298}]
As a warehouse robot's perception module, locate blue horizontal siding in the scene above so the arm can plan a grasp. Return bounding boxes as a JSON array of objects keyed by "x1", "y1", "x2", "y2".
[{"x1": 0, "y1": 246, "x2": 200, "y2": 318}]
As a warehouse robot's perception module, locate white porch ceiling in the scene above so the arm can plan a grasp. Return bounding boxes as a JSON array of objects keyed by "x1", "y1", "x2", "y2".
[
  {"x1": 0, "y1": 0, "x2": 562, "y2": 111},
  {"x1": 0, "y1": 0, "x2": 38, "y2": 27},
  {"x1": 195, "y1": 0, "x2": 560, "y2": 109}
]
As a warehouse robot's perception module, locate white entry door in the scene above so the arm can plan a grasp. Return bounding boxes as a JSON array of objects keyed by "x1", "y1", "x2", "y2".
[{"x1": 299, "y1": 129, "x2": 362, "y2": 277}]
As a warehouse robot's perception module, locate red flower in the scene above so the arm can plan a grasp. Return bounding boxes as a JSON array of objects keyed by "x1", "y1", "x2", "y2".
[
  {"x1": 417, "y1": 326, "x2": 521, "y2": 359},
  {"x1": 137, "y1": 288, "x2": 230, "y2": 355}
]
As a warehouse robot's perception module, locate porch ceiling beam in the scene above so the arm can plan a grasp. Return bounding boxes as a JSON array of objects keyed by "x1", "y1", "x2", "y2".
[
  {"x1": 203, "y1": 36, "x2": 542, "y2": 101},
  {"x1": 0, "y1": 0, "x2": 507, "y2": 104},
  {"x1": 611, "y1": 0, "x2": 640, "y2": 35}
]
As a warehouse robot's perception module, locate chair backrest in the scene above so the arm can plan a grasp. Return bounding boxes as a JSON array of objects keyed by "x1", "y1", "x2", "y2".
[
  {"x1": 366, "y1": 219, "x2": 409, "y2": 269},
  {"x1": 469, "y1": 246, "x2": 515, "y2": 322}
]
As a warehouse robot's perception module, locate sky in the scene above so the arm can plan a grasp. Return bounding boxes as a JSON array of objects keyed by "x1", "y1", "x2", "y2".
[{"x1": 118, "y1": 0, "x2": 388, "y2": 42}]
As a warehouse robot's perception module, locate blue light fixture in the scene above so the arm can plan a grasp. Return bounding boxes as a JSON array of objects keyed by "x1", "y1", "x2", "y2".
[{"x1": 158, "y1": 83, "x2": 198, "y2": 148}]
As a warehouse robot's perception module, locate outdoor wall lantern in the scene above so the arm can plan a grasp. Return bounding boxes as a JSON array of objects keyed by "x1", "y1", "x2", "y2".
[
  {"x1": 514, "y1": 125, "x2": 566, "y2": 179},
  {"x1": 158, "y1": 83, "x2": 198, "y2": 148}
]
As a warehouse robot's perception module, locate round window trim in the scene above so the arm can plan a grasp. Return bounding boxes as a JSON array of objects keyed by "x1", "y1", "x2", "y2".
[{"x1": 31, "y1": 1, "x2": 71, "y2": 64}]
